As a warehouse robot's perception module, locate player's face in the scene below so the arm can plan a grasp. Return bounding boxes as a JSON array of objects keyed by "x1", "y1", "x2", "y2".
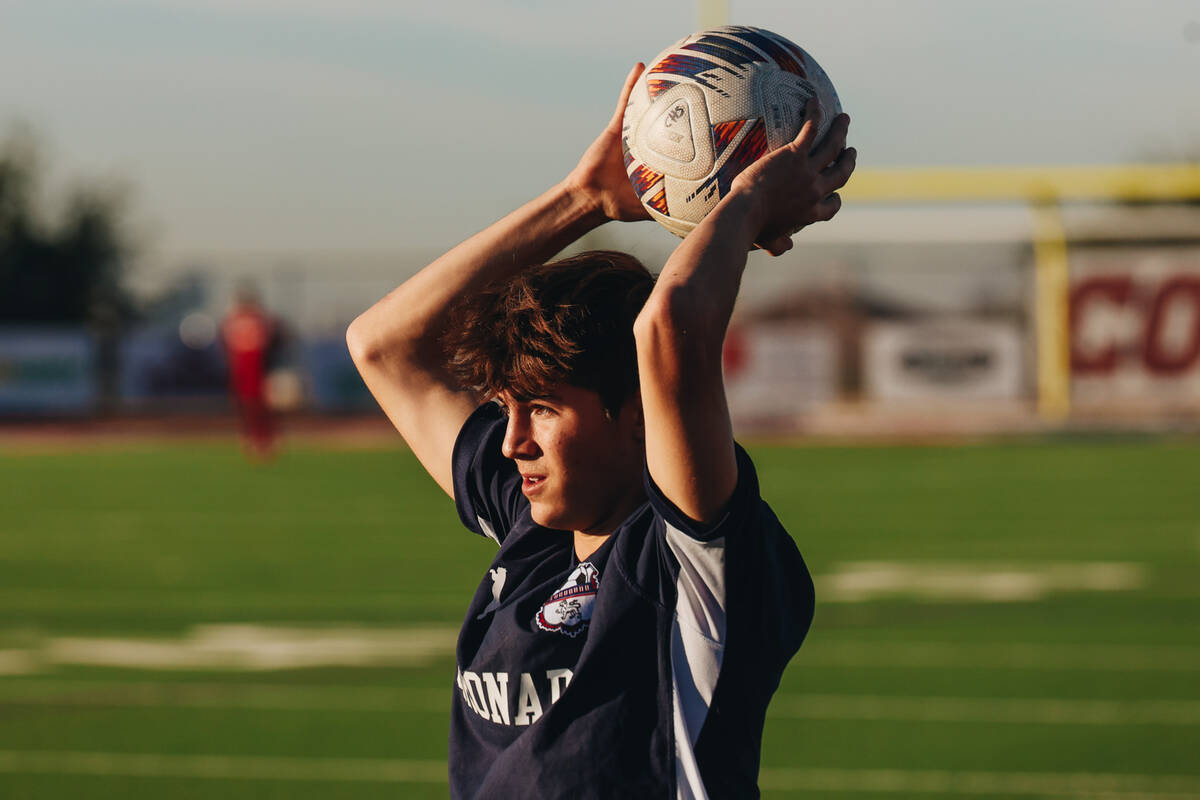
[{"x1": 497, "y1": 385, "x2": 645, "y2": 535}]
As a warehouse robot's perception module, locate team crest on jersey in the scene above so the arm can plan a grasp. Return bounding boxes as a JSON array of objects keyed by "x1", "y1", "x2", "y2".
[{"x1": 535, "y1": 562, "x2": 599, "y2": 638}]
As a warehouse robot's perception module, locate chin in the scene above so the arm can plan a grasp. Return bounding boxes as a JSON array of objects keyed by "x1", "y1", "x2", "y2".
[
  {"x1": 528, "y1": 503, "x2": 554, "y2": 527},
  {"x1": 529, "y1": 503, "x2": 569, "y2": 531}
]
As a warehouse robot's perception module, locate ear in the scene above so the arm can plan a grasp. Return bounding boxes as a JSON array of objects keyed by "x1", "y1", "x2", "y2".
[{"x1": 626, "y1": 392, "x2": 645, "y2": 444}]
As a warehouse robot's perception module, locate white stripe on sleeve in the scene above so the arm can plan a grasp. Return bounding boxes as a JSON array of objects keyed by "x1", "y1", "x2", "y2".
[{"x1": 664, "y1": 523, "x2": 727, "y2": 800}]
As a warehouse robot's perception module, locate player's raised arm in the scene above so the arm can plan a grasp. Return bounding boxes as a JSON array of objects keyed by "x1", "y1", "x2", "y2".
[
  {"x1": 346, "y1": 64, "x2": 649, "y2": 497},
  {"x1": 633, "y1": 101, "x2": 856, "y2": 523}
]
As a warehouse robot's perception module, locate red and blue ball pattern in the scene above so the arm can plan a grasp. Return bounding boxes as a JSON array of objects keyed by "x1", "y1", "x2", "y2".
[{"x1": 622, "y1": 26, "x2": 840, "y2": 238}]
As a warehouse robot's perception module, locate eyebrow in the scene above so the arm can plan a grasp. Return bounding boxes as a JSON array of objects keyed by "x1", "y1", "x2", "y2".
[{"x1": 496, "y1": 393, "x2": 562, "y2": 405}]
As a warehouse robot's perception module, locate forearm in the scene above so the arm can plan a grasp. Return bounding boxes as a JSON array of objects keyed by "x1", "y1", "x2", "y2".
[
  {"x1": 632, "y1": 193, "x2": 763, "y2": 522},
  {"x1": 347, "y1": 180, "x2": 606, "y2": 368},
  {"x1": 641, "y1": 99, "x2": 853, "y2": 343},
  {"x1": 638, "y1": 190, "x2": 762, "y2": 349}
]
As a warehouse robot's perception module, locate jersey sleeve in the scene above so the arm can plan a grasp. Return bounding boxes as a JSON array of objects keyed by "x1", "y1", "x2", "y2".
[
  {"x1": 644, "y1": 441, "x2": 815, "y2": 663},
  {"x1": 642, "y1": 444, "x2": 814, "y2": 796},
  {"x1": 451, "y1": 403, "x2": 523, "y2": 546},
  {"x1": 643, "y1": 443, "x2": 760, "y2": 544}
]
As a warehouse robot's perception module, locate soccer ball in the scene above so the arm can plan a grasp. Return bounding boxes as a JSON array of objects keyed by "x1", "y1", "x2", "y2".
[{"x1": 621, "y1": 26, "x2": 841, "y2": 237}]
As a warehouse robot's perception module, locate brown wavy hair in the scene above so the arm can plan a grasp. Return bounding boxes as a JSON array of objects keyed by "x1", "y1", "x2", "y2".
[{"x1": 443, "y1": 250, "x2": 655, "y2": 414}]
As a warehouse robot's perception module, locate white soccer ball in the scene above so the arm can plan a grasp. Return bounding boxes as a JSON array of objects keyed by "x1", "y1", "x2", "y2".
[{"x1": 622, "y1": 26, "x2": 841, "y2": 238}]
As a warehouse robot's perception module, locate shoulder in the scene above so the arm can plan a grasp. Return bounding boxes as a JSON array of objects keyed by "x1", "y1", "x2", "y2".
[
  {"x1": 607, "y1": 445, "x2": 782, "y2": 599},
  {"x1": 647, "y1": 443, "x2": 764, "y2": 544},
  {"x1": 451, "y1": 403, "x2": 524, "y2": 544}
]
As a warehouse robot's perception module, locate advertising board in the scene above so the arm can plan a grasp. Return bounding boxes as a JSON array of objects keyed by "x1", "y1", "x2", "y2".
[
  {"x1": 864, "y1": 319, "x2": 1025, "y2": 402},
  {"x1": 1070, "y1": 246, "x2": 1200, "y2": 411},
  {"x1": 723, "y1": 322, "x2": 838, "y2": 430},
  {"x1": 0, "y1": 329, "x2": 97, "y2": 414}
]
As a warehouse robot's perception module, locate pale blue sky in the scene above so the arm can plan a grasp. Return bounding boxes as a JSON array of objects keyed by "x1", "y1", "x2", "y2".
[{"x1": 2, "y1": 0, "x2": 1198, "y2": 263}]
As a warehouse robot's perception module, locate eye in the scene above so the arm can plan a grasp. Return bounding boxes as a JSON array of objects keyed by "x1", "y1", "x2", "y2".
[{"x1": 530, "y1": 403, "x2": 555, "y2": 417}]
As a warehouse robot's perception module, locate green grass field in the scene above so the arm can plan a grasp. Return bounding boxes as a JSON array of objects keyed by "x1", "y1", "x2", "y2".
[{"x1": 2, "y1": 438, "x2": 1199, "y2": 799}]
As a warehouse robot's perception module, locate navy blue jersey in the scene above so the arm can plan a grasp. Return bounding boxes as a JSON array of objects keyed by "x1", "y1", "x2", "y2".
[{"x1": 449, "y1": 403, "x2": 814, "y2": 799}]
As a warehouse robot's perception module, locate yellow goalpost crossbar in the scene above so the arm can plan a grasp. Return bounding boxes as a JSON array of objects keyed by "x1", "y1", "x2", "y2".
[{"x1": 842, "y1": 164, "x2": 1200, "y2": 203}]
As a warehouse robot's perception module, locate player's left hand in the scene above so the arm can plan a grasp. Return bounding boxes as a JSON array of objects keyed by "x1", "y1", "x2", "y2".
[
  {"x1": 731, "y1": 99, "x2": 856, "y2": 256},
  {"x1": 565, "y1": 63, "x2": 653, "y2": 223}
]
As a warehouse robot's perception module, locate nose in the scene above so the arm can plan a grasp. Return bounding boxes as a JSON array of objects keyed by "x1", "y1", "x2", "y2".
[{"x1": 500, "y1": 410, "x2": 539, "y2": 460}]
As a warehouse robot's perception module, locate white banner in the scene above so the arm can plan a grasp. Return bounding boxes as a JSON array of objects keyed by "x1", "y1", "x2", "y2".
[
  {"x1": 864, "y1": 319, "x2": 1025, "y2": 402},
  {"x1": 723, "y1": 322, "x2": 838, "y2": 430}
]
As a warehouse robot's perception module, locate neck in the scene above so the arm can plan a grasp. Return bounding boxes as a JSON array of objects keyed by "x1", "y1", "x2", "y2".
[
  {"x1": 571, "y1": 480, "x2": 646, "y2": 559},
  {"x1": 573, "y1": 531, "x2": 609, "y2": 562}
]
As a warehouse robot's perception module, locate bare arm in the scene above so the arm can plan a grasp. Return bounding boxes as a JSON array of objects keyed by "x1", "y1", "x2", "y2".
[
  {"x1": 346, "y1": 64, "x2": 649, "y2": 496},
  {"x1": 633, "y1": 102, "x2": 856, "y2": 523}
]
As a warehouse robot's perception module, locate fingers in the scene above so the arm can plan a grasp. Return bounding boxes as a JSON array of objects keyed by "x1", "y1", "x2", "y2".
[
  {"x1": 608, "y1": 62, "x2": 645, "y2": 131},
  {"x1": 816, "y1": 192, "x2": 843, "y2": 222},
  {"x1": 754, "y1": 234, "x2": 794, "y2": 257},
  {"x1": 820, "y1": 146, "x2": 857, "y2": 194},
  {"x1": 789, "y1": 98, "x2": 822, "y2": 153},
  {"x1": 812, "y1": 112, "x2": 850, "y2": 166}
]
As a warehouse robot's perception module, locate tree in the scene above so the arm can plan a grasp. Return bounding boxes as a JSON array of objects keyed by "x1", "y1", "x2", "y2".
[{"x1": 0, "y1": 126, "x2": 136, "y2": 325}]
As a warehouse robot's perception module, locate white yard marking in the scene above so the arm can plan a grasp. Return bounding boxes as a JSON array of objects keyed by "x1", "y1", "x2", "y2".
[
  {"x1": 23, "y1": 624, "x2": 459, "y2": 671},
  {"x1": 817, "y1": 561, "x2": 1146, "y2": 603},
  {"x1": 769, "y1": 694, "x2": 1200, "y2": 726},
  {"x1": 0, "y1": 750, "x2": 446, "y2": 783},
  {"x1": 4, "y1": 630, "x2": 1198, "y2": 677},
  {"x1": 802, "y1": 641, "x2": 1200, "y2": 672},
  {"x1": 757, "y1": 767, "x2": 1200, "y2": 798},
  {"x1": 1, "y1": 680, "x2": 450, "y2": 712},
  {"x1": 0, "y1": 649, "x2": 37, "y2": 676},
  {"x1": 6, "y1": 681, "x2": 1200, "y2": 727},
  {"x1": 1, "y1": 751, "x2": 1198, "y2": 797}
]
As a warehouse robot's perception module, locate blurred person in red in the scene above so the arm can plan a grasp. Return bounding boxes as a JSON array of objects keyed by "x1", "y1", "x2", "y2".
[{"x1": 221, "y1": 283, "x2": 278, "y2": 460}]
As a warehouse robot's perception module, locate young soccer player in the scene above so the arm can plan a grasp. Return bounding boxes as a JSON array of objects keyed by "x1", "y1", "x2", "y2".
[{"x1": 347, "y1": 63, "x2": 855, "y2": 799}]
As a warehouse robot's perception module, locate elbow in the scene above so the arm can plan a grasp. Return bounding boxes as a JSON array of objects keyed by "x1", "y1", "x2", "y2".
[
  {"x1": 346, "y1": 311, "x2": 436, "y2": 378},
  {"x1": 345, "y1": 315, "x2": 371, "y2": 366},
  {"x1": 634, "y1": 287, "x2": 722, "y2": 351},
  {"x1": 345, "y1": 313, "x2": 386, "y2": 369}
]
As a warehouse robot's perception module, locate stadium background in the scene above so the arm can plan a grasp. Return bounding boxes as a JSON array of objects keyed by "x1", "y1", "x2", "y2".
[{"x1": 3, "y1": 0, "x2": 1200, "y2": 797}]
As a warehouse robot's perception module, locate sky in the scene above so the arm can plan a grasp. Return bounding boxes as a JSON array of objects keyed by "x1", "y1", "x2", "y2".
[{"x1": 2, "y1": 0, "x2": 1199, "y2": 300}]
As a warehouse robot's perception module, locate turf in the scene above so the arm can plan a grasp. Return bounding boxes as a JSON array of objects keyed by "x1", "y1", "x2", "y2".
[{"x1": 1, "y1": 438, "x2": 1198, "y2": 798}]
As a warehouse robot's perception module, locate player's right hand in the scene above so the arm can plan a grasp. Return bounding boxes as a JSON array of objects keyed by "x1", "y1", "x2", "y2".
[
  {"x1": 565, "y1": 63, "x2": 653, "y2": 223},
  {"x1": 732, "y1": 99, "x2": 856, "y2": 256}
]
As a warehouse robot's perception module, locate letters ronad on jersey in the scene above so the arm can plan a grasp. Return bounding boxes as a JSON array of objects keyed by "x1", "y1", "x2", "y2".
[{"x1": 455, "y1": 667, "x2": 574, "y2": 727}]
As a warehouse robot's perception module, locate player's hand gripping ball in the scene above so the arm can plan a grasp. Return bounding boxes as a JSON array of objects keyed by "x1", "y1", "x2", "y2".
[{"x1": 621, "y1": 26, "x2": 841, "y2": 237}]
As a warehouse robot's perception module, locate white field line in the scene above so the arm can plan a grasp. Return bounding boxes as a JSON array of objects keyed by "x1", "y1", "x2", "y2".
[
  {"x1": 0, "y1": 559, "x2": 1157, "y2": 615},
  {"x1": 757, "y1": 767, "x2": 1200, "y2": 798},
  {"x1": 0, "y1": 680, "x2": 450, "y2": 712},
  {"x1": 5, "y1": 631, "x2": 1200, "y2": 675},
  {"x1": 802, "y1": 642, "x2": 1200, "y2": 672},
  {"x1": 9, "y1": 638, "x2": 1200, "y2": 676},
  {"x1": 2, "y1": 624, "x2": 461, "y2": 673},
  {"x1": 0, "y1": 590, "x2": 468, "y2": 612},
  {"x1": 769, "y1": 694, "x2": 1200, "y2": 726},
  {"x1": 817, "y1": 561, "x2": 1146, "y2": 603},
  {"x1": 1, "y1": 751, "x2": 1198, "y2": 797},
  {"x1": 6, "y1": 681, "x2": 1200, "y2": 726},
  {"x1": 0, "y1": 750, "x2": 446, "y2": 783},
  {"x1": 0, "y1": 649, "x2": 37, "y2": 676}
]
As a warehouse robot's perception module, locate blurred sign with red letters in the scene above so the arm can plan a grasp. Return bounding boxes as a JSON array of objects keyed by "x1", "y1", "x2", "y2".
[{"x1": 1070, "y1": 246, "x2": 1200, "y2": 410}]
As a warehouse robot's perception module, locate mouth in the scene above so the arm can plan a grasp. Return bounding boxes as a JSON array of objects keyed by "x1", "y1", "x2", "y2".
[{"x1": 521, "y1": 474, "x2": 547, "y2": 496}]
